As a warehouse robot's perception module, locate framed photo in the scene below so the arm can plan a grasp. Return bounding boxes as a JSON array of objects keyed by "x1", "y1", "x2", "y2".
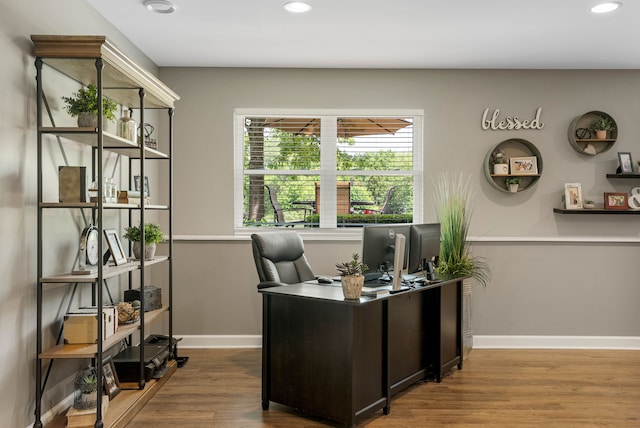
[
  {"x1": 134, "y1": 175, "x2": 150, "y2": 196},
  {"x1": 102, "y1": 356, "x2": 121, "y2": 400},
  {"x1": 564, "y1": 183, "x2": 583, "y2": 210},
  {"x1": 104, "y1": 229, "x2": 127, "y2": 266},
  {"x1": 617, "y1": 152, "x2": 633, "y2": 174},
  {"x1": 604, "y1": 192, "x2": 628, "y2": 210},
  {"x1": 510, "y1": 156, "x2": 538, "y2": 175}
]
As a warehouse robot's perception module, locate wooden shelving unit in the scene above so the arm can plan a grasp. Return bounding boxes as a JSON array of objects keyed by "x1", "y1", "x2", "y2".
[{"x1": 32, "y1": 35, "x2": 179, "y2": 428}]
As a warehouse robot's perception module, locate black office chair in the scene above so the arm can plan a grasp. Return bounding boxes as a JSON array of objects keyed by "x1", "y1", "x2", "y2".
[{"x1": 251, "y1": 232, "x2": 315, "y2": 289}]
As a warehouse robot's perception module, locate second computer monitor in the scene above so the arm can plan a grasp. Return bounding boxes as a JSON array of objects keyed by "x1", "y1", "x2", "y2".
[
  {"x1": 408, "y1": 223, "x2": 441, "y2": 275},
  {"x1": 361, "y1": 223, "x2": 411, "y2": 281}
]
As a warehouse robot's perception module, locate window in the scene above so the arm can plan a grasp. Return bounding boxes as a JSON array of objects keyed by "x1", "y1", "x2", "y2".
[{"x1": 234, "y1": 109, "x2": 423, "y2": 230}]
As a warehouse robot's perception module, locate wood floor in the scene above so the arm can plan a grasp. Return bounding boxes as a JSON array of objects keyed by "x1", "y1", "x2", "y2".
[{"x1": 126, "y1": 348, "x2": 640, "y2": 427}]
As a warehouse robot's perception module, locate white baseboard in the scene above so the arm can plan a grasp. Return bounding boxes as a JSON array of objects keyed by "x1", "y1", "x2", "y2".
[
  {"x1": 474, "y1": 335, "x2": 640, "y2": 350},
  {"x1": 179, "y1": 335, "x2": 262, "y2": 348},
  {"x1": 178, "y1": 335, "x2": 640, "y2": 350}
]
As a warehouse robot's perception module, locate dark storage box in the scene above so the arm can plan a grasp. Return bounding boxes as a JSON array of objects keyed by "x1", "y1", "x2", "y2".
[
  {"x1": 112, "y1": 344, "x2": 169, "y2": 382},
  {"x1": 124, "y1": 285, "x2": 162, "y2": 312}
]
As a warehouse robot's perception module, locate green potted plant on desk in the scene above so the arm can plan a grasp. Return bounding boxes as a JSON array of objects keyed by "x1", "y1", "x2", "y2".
[
  {"x1": 336, "y1": 253, "x2": 368, "y2": 300},
  {"x1": 62, "y1": 83, "x2": 117, "y2": 128},
  {"x1": 433, "y1": 172, "x2": 491, "y2": 358},
  {"x1": 123, "y1": 222, "x2": 164, "y2": 260}
]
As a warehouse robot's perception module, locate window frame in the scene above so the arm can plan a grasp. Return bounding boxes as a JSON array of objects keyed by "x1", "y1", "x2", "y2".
[{"x1": 234, "y1": 108, "x2": 424, "y2": 235}]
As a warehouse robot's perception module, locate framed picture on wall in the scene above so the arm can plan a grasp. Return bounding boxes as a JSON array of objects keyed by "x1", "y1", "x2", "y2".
[
  {"x1": 604, "y1": 192, "x2": 628, "y2": 210},
  {"x1": 617, "y1": 152, "x2": 633, "y2": 174},
  {"x1": 510, "y1": 156, "x2": 538, "y2": 175},
  {"x1": 564, "y1": 183, "x2": 583, "y2": 210}
]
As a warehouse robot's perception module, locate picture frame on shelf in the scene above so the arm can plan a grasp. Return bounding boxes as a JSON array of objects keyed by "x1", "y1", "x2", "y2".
[
  {"x1": 134, "y1": 175, "x2": 150, "y2": 196},
  {"x1": 104, "y1": 229, "x2": 127, "y2": 266},
  {"x1": 510, "y1": 156, "x2": 538, "y2": 175},
  {"x1": 564, "y1": 183, "x2": 583, "y2": 210},
  {"x1": 102, "y1": 356, "x2": 121, "y2": 400},
  {"x1": 604, "y1": 192, "x2": 628, "y2": 210},
  {"x1": 617, "y1": 152, "x2": 633, "y2": 174}
]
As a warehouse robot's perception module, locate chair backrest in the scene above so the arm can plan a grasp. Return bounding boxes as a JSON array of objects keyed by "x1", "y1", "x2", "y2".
[
  {"x1": 265, "y1": 185, "x2": 286, "y2": 223},
  {"x1": 380, "y1": 185, "x2": 398, "y2": 214},
  {"x1": 251, "y1": 232, "x2": 315, "y2": 287}
]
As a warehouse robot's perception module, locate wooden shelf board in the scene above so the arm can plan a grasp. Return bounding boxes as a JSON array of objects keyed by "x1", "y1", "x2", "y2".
[
  {"x1": 553, "y1": 208, "x2": 640, "y2": 215},
  {"x1": 39, "y1": 307, "x2": 168, "y2": 359},
  {"x1": 606, "y1": 174, "x2": 640, "y2": 179},
  {"x1": 45, "y1": 360, "x2": 177, "y2": 428},
  {"x1": 40, "y1": 202, "x2": 168, "y2": 210},
  {"x1": 31, "y1": 35, "x2": 179, "y2": 109},
  {"x1": 575, "y1": 138, "x2": 616, "y2": 142},
  {"x1": 39, "y1": 128, "x2": 168, "y2": 159},
  {"x1": 40, "y1": 256, "x2": 169, "y2": 283}
]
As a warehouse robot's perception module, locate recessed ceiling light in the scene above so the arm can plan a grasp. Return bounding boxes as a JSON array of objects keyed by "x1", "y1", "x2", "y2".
[
  {"x1": 284, "y1": 1, "x2": 312, "y2": 13},
  {"x1": 143, "y1": 0, "x2": 177, "y2": 14},
  {"x1": 591, "y1": 2, "x2": 622, "y2": 13}
]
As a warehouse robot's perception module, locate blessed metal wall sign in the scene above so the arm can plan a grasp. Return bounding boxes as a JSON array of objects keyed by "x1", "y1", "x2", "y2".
[{"x1": 481, "y1": 108, "x2": 544, "y2": 130}]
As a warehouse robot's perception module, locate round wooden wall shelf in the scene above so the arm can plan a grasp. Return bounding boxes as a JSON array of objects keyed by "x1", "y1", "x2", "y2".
[
  {"x1": 484, "y1": 138, "x2": 543, "y2": 193},
  {"x1": 567, "y1": 111, "x2": 617, "y2": 156}
]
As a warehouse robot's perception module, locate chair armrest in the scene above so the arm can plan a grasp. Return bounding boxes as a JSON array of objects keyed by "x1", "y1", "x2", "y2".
[{"x1": 257, "y1": 281, "x2": 288, "y2": 289}]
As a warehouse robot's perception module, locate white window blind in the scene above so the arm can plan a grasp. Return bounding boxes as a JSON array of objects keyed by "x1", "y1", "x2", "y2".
[{"x1": 235, "y1": 109, "x2": 423, "y2": 230}]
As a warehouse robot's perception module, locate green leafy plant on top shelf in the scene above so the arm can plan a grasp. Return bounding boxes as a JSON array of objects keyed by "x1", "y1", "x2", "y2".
[
  {"x1": 505, "y1": 176, "x2": 521, "y2": 185},
  {"x1": 336, "y1": 253, "x2": 368, "y2": 277},
  {"x1": 123, "y1": 223, "x2": 164, "y2": 244},
  {"x1": 61, "y1": 84, "x2": 117, "y2": 121},
  {"x1": 589, "y1": 116, "x2": 615, "y2": 131},
  {"x1": 433, "y1": 172, "x2": 491, "y2": 287}
]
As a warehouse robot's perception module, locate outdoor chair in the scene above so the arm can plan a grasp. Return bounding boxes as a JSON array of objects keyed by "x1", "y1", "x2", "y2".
[
  {"x1": 251, "y1": 232, "x2": 315, "y2": 289},
  {"x1": 266, "y1": 185, "x2": 311, "y2": 227}
]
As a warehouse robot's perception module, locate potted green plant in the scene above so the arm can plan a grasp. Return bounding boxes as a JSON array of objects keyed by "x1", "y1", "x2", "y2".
[
  {"x1": 123, "y1": 223, "x2": 164, "y2": 260},
  {"x1": 491, "y1": 149, "x2": 508, "y2": 175},
  {"x1": 73, "y1": 367, "x2": 98, "y2": 410},
  {"x1": 433, "y1": 172, "x2": 491, "y2": 358},
  {"x1": 505, "y1": 176, "x2": 521, "y2": 193},
  {"x1": 61, "y1": 83, "x2": 117, "y2": 127},
  {"x1": 336, "y1": 253, "x2": 368, "y2": 299},
  {"x1": 589, "y1": 116, "x2": 615, "y2": 139}
]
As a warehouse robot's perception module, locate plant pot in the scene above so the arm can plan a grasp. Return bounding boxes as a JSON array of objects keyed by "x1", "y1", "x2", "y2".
[
  {"x1": 341, "y1": 275, "x2": 364, "y2": 299},
  {"x1": 133, "y1": 242, "x2": 156, "y2": 260},
  {"x1": 493, "y1": 163, "x2": 508, "y2": 175},
  {"x1": 508, "y1": 183, "x2": 519, "y2": 193},
  {"x1": 595, "y1": 130, "x2": 607, "y2": 139},
  {"x1": 77, "y1": 112, "x2": 108, "y2": 128}
]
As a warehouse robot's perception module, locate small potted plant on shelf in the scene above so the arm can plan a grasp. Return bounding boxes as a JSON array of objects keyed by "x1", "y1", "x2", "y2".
[
  {"x1": 491, "y1": 149, "x2": 509, "y2": 175},
  {"x1": 583, "y1": 199, "x2": 595, "y2": 209},
  {"x1": 589, "y1": 116, "x2": 615, "y2": 140},
  {"x1": 505, "y1": 176, "x2": 521, "y2": 193},
  {"x1": 61, "y1": 83, "x2": 118, "y2": 127},
  {"x1": 73, "y1": 367, "x2": 98, "y2": 410},
  {"x1": 123, "y1": 223, "x2": 164, "y2": 260},
  {"x1": 336, "y1": 253, "x2": 368, "y2": 300}
]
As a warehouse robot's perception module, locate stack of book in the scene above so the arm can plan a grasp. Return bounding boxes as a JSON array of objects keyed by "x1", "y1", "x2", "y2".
[
  {"x1": 65, "y1": 396, "x2": 109, "y2": 428},
  {"x1": 117, "y1": 190, "x2": 150, "y2": 205}
]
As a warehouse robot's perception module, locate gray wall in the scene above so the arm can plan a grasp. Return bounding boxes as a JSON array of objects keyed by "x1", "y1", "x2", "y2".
[{"x1": 160, "y1": 66, "x2": 640, "y2": 341}]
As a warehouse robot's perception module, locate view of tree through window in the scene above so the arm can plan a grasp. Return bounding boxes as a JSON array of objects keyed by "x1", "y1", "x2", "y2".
[{"x1": 235, "y1": 112, "x2": 422, "y2": 229}]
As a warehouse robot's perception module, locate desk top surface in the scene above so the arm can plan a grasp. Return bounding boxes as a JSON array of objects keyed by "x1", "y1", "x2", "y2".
[{"x1": 259, "y1": 277, "x2": 462, "y2": 305}]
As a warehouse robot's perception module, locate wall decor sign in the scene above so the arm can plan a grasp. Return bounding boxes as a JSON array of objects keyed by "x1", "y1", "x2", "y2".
[{"x1": 481, "y1": 108, "x2": 544, "y2": 130}]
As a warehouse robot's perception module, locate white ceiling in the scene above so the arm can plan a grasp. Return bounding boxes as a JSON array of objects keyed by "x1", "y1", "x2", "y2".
[{"x1": 86, "y1": 0, "x2": 639, "y2": 69}]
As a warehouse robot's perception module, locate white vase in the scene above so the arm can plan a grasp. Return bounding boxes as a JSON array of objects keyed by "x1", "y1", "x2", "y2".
[
  {"x1": 117, "y1": 110, "x2": 137, "y2": 142},
  {"x1": 341, "y1": 275, "x2": 364, "y2": 299},
  {"x1": 493, "y1": 164, "x2": 508, "y2": 175},
  {"x1": 508, "y1": 183, "x2": 519, "y2": 193},
  {"x1": 133, "y1": 242, "x2": 156, "y2": 260}
]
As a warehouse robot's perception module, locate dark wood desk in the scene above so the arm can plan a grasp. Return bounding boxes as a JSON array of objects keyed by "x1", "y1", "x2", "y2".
[{"x1": 259, "y1": 278, "x2": 463, "y2": 427}]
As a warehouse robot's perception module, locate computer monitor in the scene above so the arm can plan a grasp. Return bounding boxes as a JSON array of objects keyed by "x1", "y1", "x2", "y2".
[
  {"x1": 361, "y1": 223, "x2": 411, "y2": 281},
  {"x1": 408, "y1": 223, "x2": 441, "y2": 278}
]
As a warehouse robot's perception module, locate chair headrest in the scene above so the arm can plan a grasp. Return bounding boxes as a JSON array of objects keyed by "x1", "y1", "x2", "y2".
[{"x1": 251, "y1": 232, "x2": 305, "y2": 262}]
